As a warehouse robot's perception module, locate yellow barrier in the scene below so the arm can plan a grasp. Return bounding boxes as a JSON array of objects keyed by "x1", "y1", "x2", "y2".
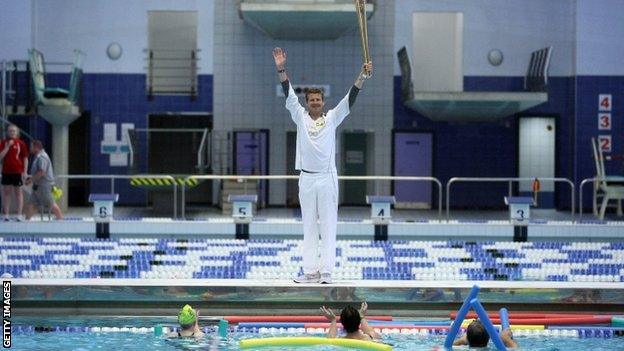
[{"x1": 239, "y1": 336, "x2": 392, "y2": 351}]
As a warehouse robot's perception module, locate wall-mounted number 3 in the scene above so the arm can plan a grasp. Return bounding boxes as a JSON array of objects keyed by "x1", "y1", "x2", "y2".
[{"x1": 516, "y1": 209, "x2": 525, "y2": 220}]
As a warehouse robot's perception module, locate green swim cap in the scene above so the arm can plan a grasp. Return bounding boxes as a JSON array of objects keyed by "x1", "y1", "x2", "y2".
[{"x1": 178, "y1": 304, "x2": 197, "y2": 325}]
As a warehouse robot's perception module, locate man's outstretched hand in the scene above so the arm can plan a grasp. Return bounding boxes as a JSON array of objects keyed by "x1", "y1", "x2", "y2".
[{"x1": 273, "y1": 47, "x2": 287, "y2": 70}]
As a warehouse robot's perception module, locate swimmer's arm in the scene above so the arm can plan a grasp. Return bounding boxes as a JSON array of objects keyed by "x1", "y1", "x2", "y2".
[
  {"x1": 501, "y1": 329, "x2": 518, "y2": 348},
  {"x1": 453, "y1": 335, "x2": 468, "y2": 346},
  {"x1": 327, "y1": 318, "x2": 338, "y2": 338},
  {"x1": 359, "y1": 317, "x2": 381, "y2": 340},
  {"x1": 320, "y1": 306, "x2": 338, "y2": 338}
]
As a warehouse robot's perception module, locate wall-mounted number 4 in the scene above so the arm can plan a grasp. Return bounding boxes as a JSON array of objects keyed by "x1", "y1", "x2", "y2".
[{"x1": 599, "y1": 94, "x2": 612, "y2": 111}]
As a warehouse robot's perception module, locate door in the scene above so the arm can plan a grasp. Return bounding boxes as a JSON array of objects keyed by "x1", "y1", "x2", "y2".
[
  {"x1": 518, "y1": 117, "x2": 555, "y2": 208},
  {"x1": 342, "y1": 131, "x2": 369, "y2": 205},
  {"x1": 234, "y1": 130, "x2": 269, "y2": 207},
  {"x1": 393, "y1": 132, "x2": 432, "y2": 209},
  {"x1": 286, "y1": 131, "x2": 299, "y2": 207}
]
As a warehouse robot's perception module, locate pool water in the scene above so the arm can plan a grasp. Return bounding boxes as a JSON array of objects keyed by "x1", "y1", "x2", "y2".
[{"x1": 9, "y1": 317, "x2": 623, "y2": 351}]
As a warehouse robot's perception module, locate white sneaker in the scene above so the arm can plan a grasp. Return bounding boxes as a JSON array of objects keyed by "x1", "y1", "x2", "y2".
[
  {"x1": 319, "y1": 273, "x2": 332, "y2": 284},
  {"x1": 293, "y1": 272, "x2": 320, "y2": 283}
]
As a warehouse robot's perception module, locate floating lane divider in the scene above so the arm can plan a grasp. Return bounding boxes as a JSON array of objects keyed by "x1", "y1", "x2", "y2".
[
  {"x1": 239, "y1": 336, "x2": 392, "y2": 351},
  {"x1": 470, "y1": 298, "x2": 506, "y2": 351},
  {"x1": 443, "y1": 284, "x2": 480, "y2": 349},
  {"x1": 225, "y1": 316, "x2": 392, "y2": 323},
  {"x1": 452, "y1": 312, "x2": 612, "y2": 319},
  {"x1": 613, "y1": 317, "x2": 624, "y2": 328}
]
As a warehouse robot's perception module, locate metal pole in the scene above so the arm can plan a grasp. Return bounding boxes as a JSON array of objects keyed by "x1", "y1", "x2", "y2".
[
  {"x1": 111, "y1": 178, "x2": 115, "y2": 194},
  {"x1": 446, "y1": 179, "x2": 454, "y2": 221},
  {"x1": 173, "y1": 180, "x2": 177, "y2": 219},
  {"x1": 1, "y1": 60, "x2": 6, "y2": 122},
  {"x1": 437, "y1": 180, "x2": 443, "y2": 220},
  {"x1": 508, "y1": 181, "x2": 512, "y2": 197},
  {"x1": 181, "y1": 180, "x2": 187, "y2": 220}
]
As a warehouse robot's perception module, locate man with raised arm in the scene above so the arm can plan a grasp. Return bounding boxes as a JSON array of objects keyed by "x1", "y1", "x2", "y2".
[{"x1": 273, "y1": 47, "x2": 372, "y2": 284}]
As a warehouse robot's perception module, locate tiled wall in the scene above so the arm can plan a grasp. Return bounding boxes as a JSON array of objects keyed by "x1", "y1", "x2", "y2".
[
  {"x1": 394, "y1": 76, "x2": 576, "y2": 209},
  {"x1": 213, "y1": 0, "x2": 395, "y2": 205},
  {"x1": 44, "y1": 73, "x2": 213, "y2": 205}
]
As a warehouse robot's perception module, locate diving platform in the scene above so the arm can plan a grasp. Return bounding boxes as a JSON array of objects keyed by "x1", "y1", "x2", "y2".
[
  {"x1": 404, "y1": 92, "x2": 548, "y2": 123},
  {"x1": 239, "y1": 0, "x2": 374, "y2": 40}
]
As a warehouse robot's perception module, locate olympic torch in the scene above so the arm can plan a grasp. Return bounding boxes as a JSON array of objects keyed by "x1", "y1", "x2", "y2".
[{"x1": 354, "y1": 0, "x2": 371, "y2": 77}]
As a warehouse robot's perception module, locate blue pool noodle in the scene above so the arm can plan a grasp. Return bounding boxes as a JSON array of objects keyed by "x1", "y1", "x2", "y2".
[
  {"x1": 499, "y1": 308, "x2": 510, "y2": 331},
  {"x1": 443, "y1": 285, "x2": 480, "y2": 349},
  {"x1": 470, "y1": 298, "x2": 507, "y2": 351}
]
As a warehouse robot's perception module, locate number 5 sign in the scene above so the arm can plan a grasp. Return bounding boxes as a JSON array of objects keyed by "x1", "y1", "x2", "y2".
[
  {"x1": 599, "y1": 94, "x2": 612, "y2": 111},
  {"x1": 598, "y1": 135, "x2": 612, "y2": 153}
]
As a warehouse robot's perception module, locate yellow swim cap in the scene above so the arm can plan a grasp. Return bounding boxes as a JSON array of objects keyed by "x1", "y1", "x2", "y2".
[{"x1": 178, "y1": 304, "x2": 197, "y2": 325}]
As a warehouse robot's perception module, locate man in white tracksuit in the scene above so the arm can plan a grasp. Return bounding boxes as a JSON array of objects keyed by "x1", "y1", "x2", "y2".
[{"x1": 273, "y1": 47, "x2": 372, "y2": 284}]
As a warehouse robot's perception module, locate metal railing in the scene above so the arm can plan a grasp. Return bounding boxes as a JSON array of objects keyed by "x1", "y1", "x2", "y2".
[
  {"x1": 146, "y1": 49, "x2": 199, "y2": 99},
  {"x1": 180, "y1": 174, "x2": 442, "y2": 220},
  {"x1": 55, "y1": 174, "x2": 178, "y2": 218},
  {"x1": 579, "y1": 177, "x2": 598, "y2": 219},
  {"x1": 446, "y1": 177, "x2": 575, "y2": 221}
]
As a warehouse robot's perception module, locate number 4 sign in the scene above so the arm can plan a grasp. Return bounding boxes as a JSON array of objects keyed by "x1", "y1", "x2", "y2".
[
  {"x1": 598, "y1": 113, "x2": 612, "y2": 130},
  {"x1": 598, "y1": 135, "x2": 612, "y2": 153},
  {"x1": 599, "y1": 94, "x2": 612, "y2": 111}
]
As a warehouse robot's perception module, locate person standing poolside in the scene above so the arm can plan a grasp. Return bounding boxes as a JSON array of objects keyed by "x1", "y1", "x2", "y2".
[
  {"x1": 0, "y1": 124, "x2": 29, "y2": 221},
  {"x1": 273, "y1": 47, "x2": 372, "y2": 284},
  {"x1": 24, "y1": 140, "x2": 63, "y2": 220}
]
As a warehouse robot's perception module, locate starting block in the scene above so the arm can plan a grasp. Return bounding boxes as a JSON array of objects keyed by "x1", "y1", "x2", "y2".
[
  {"x1": 366, "y1": 195, "x2": 395, "y2": 223},
  {"x1": 228, "y1": 195, "x2": 258, "y2": 240},
  {"x1": 89, "y1": 193, "x2": 119, "y2": 239},
  {"x1": 89, "y1": 193, "x2": 119, "y2": 222},
  {"x1": 366, "y1": 195, "x2": 395, "y2": 241},
  {"x1": 504, "y1": 196, "x2": 534, "y2": 223}
]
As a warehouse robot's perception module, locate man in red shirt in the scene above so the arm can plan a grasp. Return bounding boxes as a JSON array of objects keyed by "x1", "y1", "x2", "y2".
[{"x1": 0, "y1": 124, "x2": 29, "y2": 220}]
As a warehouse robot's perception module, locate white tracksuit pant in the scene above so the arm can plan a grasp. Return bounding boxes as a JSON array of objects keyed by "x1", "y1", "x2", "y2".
[{"x1": 298, "y1": 171, "x2": 338, "y2": 275}]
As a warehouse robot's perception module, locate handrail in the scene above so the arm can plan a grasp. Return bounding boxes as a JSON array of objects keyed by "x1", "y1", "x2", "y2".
[
  {"x1": 446, "y1": 177, "x2": 575, "y2": 221},
  {"x1": 579, "y1": 177, "x2": 598, "y2": 219},
  {"x1": 55, "y1": 174, "x2": 178, "y2": 218},
  {"x1": 180, "y1": 174, "x2": 443, "y2": 220},
  {"x1": 197, "y1": 129, "x2": 209, "y2": 171}
]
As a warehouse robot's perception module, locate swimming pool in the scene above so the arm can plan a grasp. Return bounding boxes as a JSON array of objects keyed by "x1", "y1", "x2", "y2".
[{"x1": 9, "y1": 317, "x2": 623, "y2": 351}]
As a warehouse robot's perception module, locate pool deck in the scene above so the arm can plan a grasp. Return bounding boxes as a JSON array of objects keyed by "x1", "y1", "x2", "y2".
[{"x1": 11, "y1": 278, "x2": 624, "y2": 315}]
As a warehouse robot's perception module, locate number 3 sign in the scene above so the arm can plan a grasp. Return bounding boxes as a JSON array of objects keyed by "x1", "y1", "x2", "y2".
[{"x1": 598, "y1": 113, "x2": 611, "y2": 130}]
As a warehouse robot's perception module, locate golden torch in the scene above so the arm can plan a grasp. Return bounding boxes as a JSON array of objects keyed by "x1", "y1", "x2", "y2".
[{"x1": 354, "y1": 0, "x2": 371, "y2": 77}]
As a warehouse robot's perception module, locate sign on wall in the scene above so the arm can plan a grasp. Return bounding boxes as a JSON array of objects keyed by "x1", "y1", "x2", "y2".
[
  {"x1": 598, "y1": 94, "x2": 612, "y2": 111},
  {"x1": 598, "y1": 135, "x2": 612, "y2": 153},
  {"x1": 598, "y1": 113, "x2": 612, "y2": 130}
]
